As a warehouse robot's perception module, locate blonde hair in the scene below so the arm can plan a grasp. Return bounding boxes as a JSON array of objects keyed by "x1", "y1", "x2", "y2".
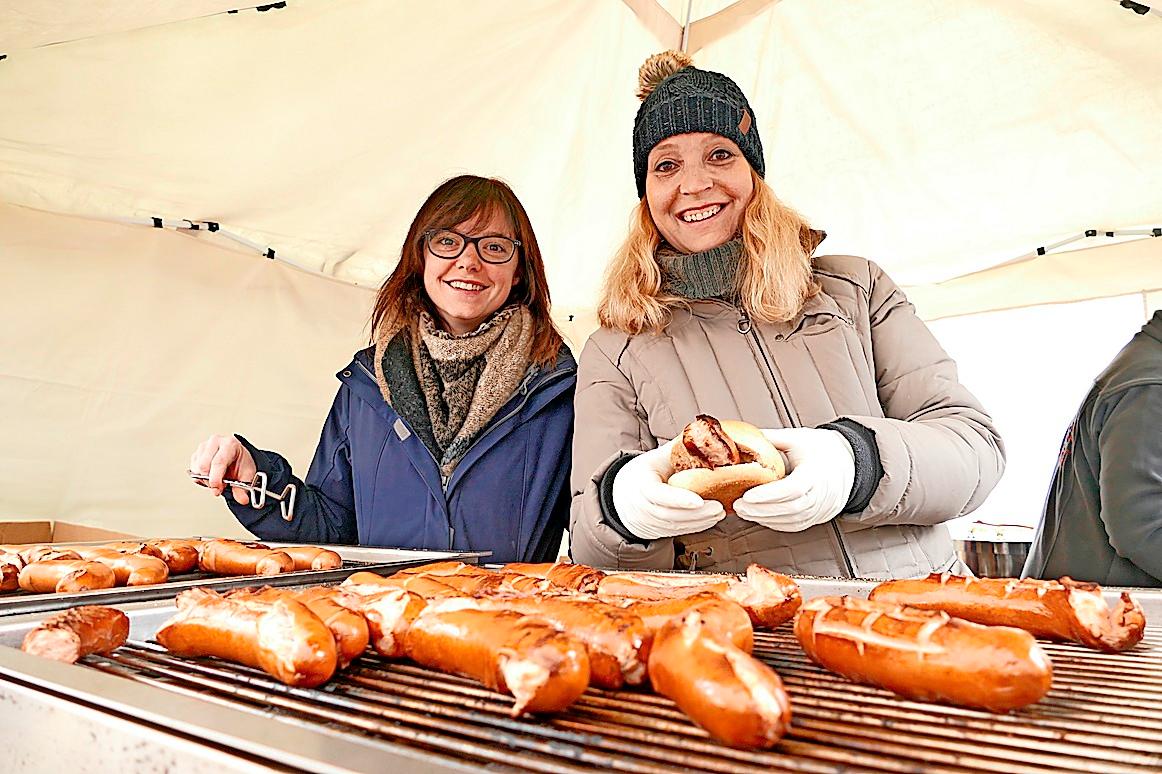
[{"x1": 598, "y1": 169, "x2": 820, "y2": 335}]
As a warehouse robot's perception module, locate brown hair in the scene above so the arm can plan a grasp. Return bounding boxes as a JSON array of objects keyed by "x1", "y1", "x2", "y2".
[
  {"x1": 370, "y1": 175, "x2": 563, "y2": 366},
  {"x1": 598, "y1": 168, "x2": 820, "y2": 335}
]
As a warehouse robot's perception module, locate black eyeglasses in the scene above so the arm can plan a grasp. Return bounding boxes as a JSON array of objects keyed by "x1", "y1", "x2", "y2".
[{"x1": 422, "y1": 229, "x2": 521, "y2": 264}]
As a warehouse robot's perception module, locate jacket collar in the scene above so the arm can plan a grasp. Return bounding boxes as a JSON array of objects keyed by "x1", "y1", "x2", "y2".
[
  {"x1": 345, "y1": 344, "x2": 575, "y2": 410},
  {"x1": 684, "y1": 285, "x2": 848, "y2": 337},
  {"x1": 1144, "y1": 310, "x2": 1162, "y2": 345}
]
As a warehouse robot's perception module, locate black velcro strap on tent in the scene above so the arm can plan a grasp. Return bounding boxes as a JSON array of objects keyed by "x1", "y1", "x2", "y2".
[
  {"x1": 1120, "y1": 1, "x2": 1150, "y2": 16},
  {"x1": 264, "y1": 248, "x2": 276, "y2": 259},
  {"x1": 1153, "y1": 228, "x2": 1162, "y2": 237},
  {"x1": 205, "y1": 221, "x2": 220, "y2": 232},
  {"x1": 1085, "y1": 229, "x2": 1098, "y2": 237},
  {"x1": 1036, "y1": 246, "x2": 1046, "y2": 256},
  {"x1": 151, "y1": 217, "x2": 163, "y2": 228},
  {"x1": 257, "y1": 2, "x2": 287, "y2": 11}
]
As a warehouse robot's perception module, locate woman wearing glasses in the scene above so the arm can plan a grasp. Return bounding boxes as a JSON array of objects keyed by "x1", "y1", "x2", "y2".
[
  {"x1": 190, "y1": 175, "x2": 575, "y2": 562},
  {"x1": 570, "y1": 52, "x2": 1003, "y2": 577}
]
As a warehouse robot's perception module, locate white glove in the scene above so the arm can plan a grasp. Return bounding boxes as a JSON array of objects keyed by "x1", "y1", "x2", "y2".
[
  {"x1": 612, "y1": 439, "x2": 727, "y2": 540},
  {"x1": 733, "y1": 427, "x2": 855, "y2": 532}
]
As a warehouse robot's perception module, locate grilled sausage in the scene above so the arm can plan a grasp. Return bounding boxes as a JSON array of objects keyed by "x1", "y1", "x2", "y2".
[
  {"x1": 157, "y1": 588, "x2": 337, "y2": 687},
  {"x1": 336, "y1": 585, "x2": 428, "y2": 658},
  {"x1": 18, "y1": 559, "x2": 117, "y2": 593},
  {"x1": 649, "y1": 610, "x2": 792, "y2": 749},
  {"x1": 72, "y1": 548, "x2": 169, "y2": 586},
  {"x1": 229, "y1": 587, "x2": 369, "y2": 669},
  {"x1": 278, "y1": 546, "x2": 343, "y2": 571},
  {"x1": 403, "y1": 604, "x2": 590, "y2": 716},
  {"x1": 344, "y1": 572, "x2": 467, "y2": 600},
  {"x1": 462, "y1": 595, "x2": 651, "y2": 689},
  {"x1": 22, "y1": 605, "x2": 130, "y2": 663},
  {"x1": 869, "y1": 574, "x2": 1146, "y2": 653},
  {"x1": 1, "y1": 561, "x2": 19, "y2": 592},
  {"x1": 292, "y1": 587, "x2": 370, "y2": 667},
  {"x1": 626, "y1": 593, "x2": 754, "y2": 653},
  {"x1": 17, "y1": 546, "x2": 82, "y2": 565},
  {"x1": 598, "y1": 564, "x2": 801, "y2": 629},
  {"x1": 198, "y1": 539, "x2": 294, "y2": 576},
  {"x1": 391, "y1": 561, "x2": 491, "y2": 577},
  {"x1": 101, "y1": 541, "x2": 166, "y2": 559},
  {"x1": 144, "y1": 540, "x2": 201, "y2": 574},
  {"x1": 794, "y1": 596, "x2": 1053, "y2": 712},
  {"x1": 501, "y1": 561, "x2": 606, "y2": 593}
]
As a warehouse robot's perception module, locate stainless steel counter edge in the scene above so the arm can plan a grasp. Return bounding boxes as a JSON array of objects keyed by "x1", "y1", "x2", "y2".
[{"x1": 0, "y1": 646, "x2": 480, "y2": 774}]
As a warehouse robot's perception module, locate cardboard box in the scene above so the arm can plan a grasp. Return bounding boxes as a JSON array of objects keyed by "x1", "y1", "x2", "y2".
[{"x1": 0, "y1": 520, "x2": 139, "y2": 545}]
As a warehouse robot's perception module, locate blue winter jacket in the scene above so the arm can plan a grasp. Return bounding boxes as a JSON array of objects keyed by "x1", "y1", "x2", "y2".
[{"x1": 228, "y1": 346, "x2": 577, "y2": 563}]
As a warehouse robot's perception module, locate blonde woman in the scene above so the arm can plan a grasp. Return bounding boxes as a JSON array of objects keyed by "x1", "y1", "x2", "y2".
[{"x1": 569, "y1": 52, "x2": 1004, "y2": 577}]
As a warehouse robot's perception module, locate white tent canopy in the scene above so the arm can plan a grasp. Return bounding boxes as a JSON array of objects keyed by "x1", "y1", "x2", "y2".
[{"x1": 2, "y1": 0, "x2": 1160, "y2": 538}]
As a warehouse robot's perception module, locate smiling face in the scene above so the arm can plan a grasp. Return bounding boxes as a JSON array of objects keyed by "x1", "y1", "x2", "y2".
[
  {"x1": 422, "y1": 209, "x2": 520, "y2": 335},
  {"x1": 645, "y1": 132, "x2": 755, "y2": 254}
]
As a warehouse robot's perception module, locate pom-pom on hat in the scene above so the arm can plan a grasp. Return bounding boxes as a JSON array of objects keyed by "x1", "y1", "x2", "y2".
[{"x1": 632, "y1": 51, "x2": 765, "y2": 198}]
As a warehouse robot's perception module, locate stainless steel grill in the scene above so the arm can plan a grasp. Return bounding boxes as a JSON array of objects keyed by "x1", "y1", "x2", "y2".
[{"x1": 1, "y1": 579, "x2": 1160, "y2": 773}]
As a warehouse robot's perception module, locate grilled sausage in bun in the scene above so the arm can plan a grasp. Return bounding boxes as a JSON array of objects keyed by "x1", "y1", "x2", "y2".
[{"x1": 668, "y1": 415, "x2": 788, "y2": 511}]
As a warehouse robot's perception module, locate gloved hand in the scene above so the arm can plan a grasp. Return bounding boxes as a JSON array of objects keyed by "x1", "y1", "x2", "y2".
[
  {"x1": 612, "y1": 439, "x2": 727, "y2": 540},
  {"x1": 733, "y1": 427, "x2": 855, "y2": 532}
]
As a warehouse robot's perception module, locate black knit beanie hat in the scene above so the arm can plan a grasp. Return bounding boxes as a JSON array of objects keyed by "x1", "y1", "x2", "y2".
[{"x1": 632, "y1": 51, "x2": 765, "y2": 198}]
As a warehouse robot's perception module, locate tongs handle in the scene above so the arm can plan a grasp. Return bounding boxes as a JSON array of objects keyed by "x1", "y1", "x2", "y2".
[{"x1": 187, "y1": 470, "x2": 297, "y2": 522}]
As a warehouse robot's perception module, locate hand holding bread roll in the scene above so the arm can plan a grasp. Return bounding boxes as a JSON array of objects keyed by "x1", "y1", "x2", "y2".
[{"x1": 667, "y1": 415, "x2": 788, "y2": 511}]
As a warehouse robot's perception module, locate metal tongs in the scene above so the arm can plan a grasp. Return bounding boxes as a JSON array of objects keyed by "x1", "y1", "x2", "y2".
[{"x1": 187, "y1": 470, "x2": 297, "y2": 522}]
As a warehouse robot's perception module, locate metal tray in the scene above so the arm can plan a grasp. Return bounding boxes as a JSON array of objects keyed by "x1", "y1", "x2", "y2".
[{"x1": 0, "y1": 543, "x2": 487, "y2": 617}]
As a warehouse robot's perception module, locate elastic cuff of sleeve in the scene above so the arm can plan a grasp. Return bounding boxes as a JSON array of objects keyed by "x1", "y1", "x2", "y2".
[
  {"x1": 227, "y1": 434, "x2": 293, "y2": 525},
  {"x1": 233, "y1": 434, "x2": 292, "y2": 489},
  {"x1": 818, "y1": 418, "x2": 883, "y2": 514},
  {"x1": 597, "y1": 452, "x2": 650, "y2": 546}
]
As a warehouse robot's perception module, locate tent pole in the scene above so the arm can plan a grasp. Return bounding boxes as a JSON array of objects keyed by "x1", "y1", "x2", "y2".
[{"x1": 680, "y1": 0, "x2": 694, "y2": 51}]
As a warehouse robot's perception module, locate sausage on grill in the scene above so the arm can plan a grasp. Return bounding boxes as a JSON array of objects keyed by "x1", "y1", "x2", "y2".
[
  {"x1": 460, "y1": 595, "x2": 651, "y2": 689},
  {"x1": 144, "y1": 540, "x2": 202, "y2": 574},
  {"x1": 279, "y1": 546, "x2": 343, "y2": 572},
  {"x1": 501, "y1": 561, "x2": 606, "y2": 593},
  {"x1": 869, "y1": 574, "x2": 1146, "y2": 653},
  {"x1": 18, "y1": 559, "x2": 117, "y2": 593},
  {"x1": 403, "y1": 603, "x2": 589, "y2": 716},
  {"x1": 22, "y1": 605, "x2": 130, "y2": 663},
  {"x1": 198, "y1": 539, "x2": 294, "y2": 576},
  {"x1": 649, "y1": 609, "x2": 791, "y2": 749},
  {"x1": 228, "y1": 587, "x2": 369, "y2": 669},
  {"x1": 626, "y1": 593, "x2": 754, "y2": 653},
  {"x1": 598, "y1": 564, "x2": 801, "y2": 629},
  {"x1": 157, "y1": 588, "x2": 337, "y2": 687},
  {"x1": 332, "y1": 585, "x2": 427, "y2": 659},
  {"x1": 794, "y1": 596, "x2": 1053, "y2": 712},
  {"x1": 72, "y1": 547, "x2": 169, "y2": 586}
]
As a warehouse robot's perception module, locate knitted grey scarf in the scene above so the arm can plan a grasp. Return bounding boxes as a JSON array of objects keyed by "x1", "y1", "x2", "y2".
[
  {"x1": 375, "y1": 305, "x2": 533, "y2": 477},
  {"x1": 657, "y1": 238, "x2": 744, "y2": 301}
]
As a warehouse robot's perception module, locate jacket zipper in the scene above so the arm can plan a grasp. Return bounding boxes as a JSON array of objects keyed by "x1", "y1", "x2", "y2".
[
  {"x1": 356, "y1": 359, "x2": 454, "y2": 546},
  {"x1": 356, "y1": 359, "x2": 573, "y2": 549},
  {"x1": 737, "y1": 308, "x2": 857, "y2": 579}
]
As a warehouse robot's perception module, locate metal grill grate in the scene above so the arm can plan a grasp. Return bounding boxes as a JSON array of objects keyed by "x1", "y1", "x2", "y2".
[{"x1": 85, "y1": 626, "x2": 1162, "y2": 774}]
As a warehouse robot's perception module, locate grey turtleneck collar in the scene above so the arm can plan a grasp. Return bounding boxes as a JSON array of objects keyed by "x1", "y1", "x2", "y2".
[{"x1": 657, "y1": 238, "x2": 743, "y2": 302}]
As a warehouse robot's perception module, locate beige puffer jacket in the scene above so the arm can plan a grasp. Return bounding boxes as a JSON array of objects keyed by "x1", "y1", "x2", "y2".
[{"x1": 569, "y1": 254, "x2": 1004, "y2": 579}]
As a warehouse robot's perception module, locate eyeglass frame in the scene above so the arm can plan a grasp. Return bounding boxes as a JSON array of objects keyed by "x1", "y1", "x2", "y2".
[{"x1": 421, "y1": 228, "x2": 522, "y2": 264}]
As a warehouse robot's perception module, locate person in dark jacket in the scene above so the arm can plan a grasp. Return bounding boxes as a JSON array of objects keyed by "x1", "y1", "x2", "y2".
[
  {"x1": 189, "y1": 175, "x2": 575, "y2": 563},
  {"x1": 1024, "y1": 311, "x2": 1162, "y2": 587}
]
